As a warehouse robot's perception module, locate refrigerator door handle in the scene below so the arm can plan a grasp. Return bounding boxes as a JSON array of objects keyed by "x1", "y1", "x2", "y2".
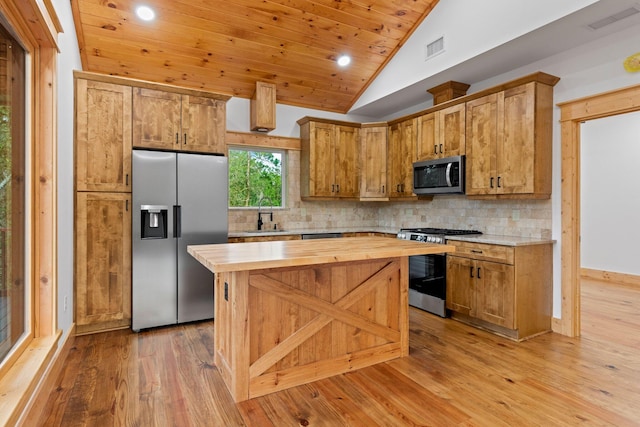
[{"x1": 173, "y1": 205, "x2": 182, "y2": 238}]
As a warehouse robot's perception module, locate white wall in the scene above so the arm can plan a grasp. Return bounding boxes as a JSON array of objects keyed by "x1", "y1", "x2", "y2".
[
  {"x1": 226, "y1": 98, "x2": 373, "y2": 137},
  {"x1": 351, "y1": 0, "x2": 599, "y2": 110},
  {"x1": 53, "y1": 0, "x2": 82, "y2": 338},
  {"x1": 581, "y1": 111, "x2": 640, "y2": 275}
]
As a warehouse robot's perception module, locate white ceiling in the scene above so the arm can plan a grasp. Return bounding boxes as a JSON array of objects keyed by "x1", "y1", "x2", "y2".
[{"x1": 350, "y1": 0, "x2": 640, "y2": 118}]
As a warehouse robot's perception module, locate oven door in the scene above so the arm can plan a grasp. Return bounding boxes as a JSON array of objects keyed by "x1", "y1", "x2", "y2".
[{"x1": 408, "y1": 253, "x2": 448, "y2": 317}]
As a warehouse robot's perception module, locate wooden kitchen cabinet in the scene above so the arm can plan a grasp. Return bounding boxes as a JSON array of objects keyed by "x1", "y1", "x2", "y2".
[
  {"x1": 465, "y1": 77, "x2": 557, "y2": 198},
  {"x1": 75, "y1": 192, "x2": 132, "y2": 335},
  {"x1": 75, "y1": 79, "x2": 132, "y2": 192},
  {"x1": 446, "y1": 239, "x2": 552, "y2": 341},
  {"x1": 416, "y1": 103, "x2": 466, "y2": 161},
  {"x1": 298, "y1": 117, "x2": 360, "y2": 199},
  {"x1": 387, "y1": 118, "x2": 417, "y2": 199},
  {"x1": 74, "y1": 71, "x2": 229, "y2": 335},
  {"x1": 360, "y1": 123, "x2": 388, "y2": 199},
  {"x1": 133, "y1": 87, "x2": 226, "y2": 154}
]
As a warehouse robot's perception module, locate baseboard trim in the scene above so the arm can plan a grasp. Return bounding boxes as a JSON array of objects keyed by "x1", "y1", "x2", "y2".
[
  {"x1": 18, "y1": 323, "x2": 76, "y2": 426},
  {"x1": 581, "y1": 268, "x2": 640, "y2": 287}
]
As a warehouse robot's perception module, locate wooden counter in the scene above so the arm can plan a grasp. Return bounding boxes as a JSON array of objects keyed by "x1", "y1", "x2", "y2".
[{"x1": 188, "y1": 237, "x2": 454, "y2": 401}]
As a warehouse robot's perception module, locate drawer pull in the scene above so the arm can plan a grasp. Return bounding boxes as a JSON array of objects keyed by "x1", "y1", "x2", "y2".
[{"x1": 471, "y1": 249, "x2": 483, "y2": 254}]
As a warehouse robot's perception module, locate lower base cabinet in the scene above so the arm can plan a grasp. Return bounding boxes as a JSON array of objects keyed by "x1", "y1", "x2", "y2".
[
  {"x1": 446, "y1": 240, "x2": 552, "y2": 341},
  {"x1": 75, "y1": 192, "x2": 132, "y2": 335}
]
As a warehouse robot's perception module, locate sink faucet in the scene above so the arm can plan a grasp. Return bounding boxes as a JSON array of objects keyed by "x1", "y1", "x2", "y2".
[{"x1": 257, "y1": 196, "x2": 273, "y2": 230}]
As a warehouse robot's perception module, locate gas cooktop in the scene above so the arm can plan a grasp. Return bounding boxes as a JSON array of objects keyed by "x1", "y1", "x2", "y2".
[{"x1": 400, "y1": 227, "x2": 482, "y2": 236}]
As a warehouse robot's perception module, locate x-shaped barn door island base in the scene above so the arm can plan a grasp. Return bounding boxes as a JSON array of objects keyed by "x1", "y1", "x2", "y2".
[{"x1": 188, "y1": 237, "x2": 454, "y2": 402}]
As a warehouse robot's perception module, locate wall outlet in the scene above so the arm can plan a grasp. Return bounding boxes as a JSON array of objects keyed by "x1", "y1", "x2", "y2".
[
  {"x1": 64, "y1": 295, "x2": 68, "y2": 312},
  {"x1": 512, "y1": 209, "x2": 520, "y2": 221}
]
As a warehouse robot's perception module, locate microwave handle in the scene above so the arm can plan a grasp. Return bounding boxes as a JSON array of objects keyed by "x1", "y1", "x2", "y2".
[{"x1": 445, "y1": 162, "x2": 453, "y2": 187}]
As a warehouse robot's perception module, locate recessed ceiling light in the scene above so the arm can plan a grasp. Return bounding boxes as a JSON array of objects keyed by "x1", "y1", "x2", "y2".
[
  {"x1": 337, "y1": 55, "x2": 351, "y2": 67},
  {"x1": 136, "y1": 5, "x2": 156, "y2": 21}
]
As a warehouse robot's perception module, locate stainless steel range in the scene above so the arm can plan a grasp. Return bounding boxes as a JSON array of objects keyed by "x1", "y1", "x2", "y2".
[{"x1": 397, "y1": 227, "x2": 482, "y2": 317}]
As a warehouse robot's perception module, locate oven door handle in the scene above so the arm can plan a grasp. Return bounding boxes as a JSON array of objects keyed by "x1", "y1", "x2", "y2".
[{"x1": 445, "y1": 162, "x2": 453, "y2": 187}]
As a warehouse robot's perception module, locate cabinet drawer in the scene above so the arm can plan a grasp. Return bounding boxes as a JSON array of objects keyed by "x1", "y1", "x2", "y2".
[{"x1": 447, "y1": 240, "x2": 514, "y2": 264}]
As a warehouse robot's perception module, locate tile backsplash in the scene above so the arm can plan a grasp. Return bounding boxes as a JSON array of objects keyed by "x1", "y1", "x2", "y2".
[{"x1": 228, "y1": 151, "x2": 552, "y2": 239}]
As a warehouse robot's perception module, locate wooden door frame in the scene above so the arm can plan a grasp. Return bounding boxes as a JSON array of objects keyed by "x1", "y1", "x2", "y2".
[{"x1": 557, "y1": 83, "x2": 640, "y2": 337}]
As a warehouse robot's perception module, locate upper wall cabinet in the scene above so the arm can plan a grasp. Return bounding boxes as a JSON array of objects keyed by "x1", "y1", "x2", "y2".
[
  {"x1": 298, "y1": 117, "x2": 360, "y2": 199},
  {"x1": 466, "y1": 75, "x2": 558, "y2": 199},
  {"x1": 75, "y1": 79, "x2": 132, "y2": 192},
  {"x1": 360, "y1": 123, "x2": 388, "y2": 200},
  {"x1": 387, "y1": 118, "x2": 417, "y2": 199},
  {"x1": 416, "y1": 103, "x2": 466, "y2": 161},
  {"x1": 133, "y1": 88, "x2": 226, "y2": 154}
]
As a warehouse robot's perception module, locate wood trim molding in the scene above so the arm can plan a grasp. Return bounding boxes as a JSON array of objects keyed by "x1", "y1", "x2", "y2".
[
  {"x1": 73, "y1": 70, "x2": 231, "y2": 101},
  {"x1": 21, "y1": 325, "x2": 76, "y2": 425},
  {"x1": 581, "y1": 268, "x2": 640, "y2": 288},
  {"x1": 0, "y1": 0, "x2": 60, "y2": 423},
  {"x1": 226, "y1": 130, "x2": 301, "y2": 151},
  {"x1": 558, "y1": 83, "x2": 640, "y2": 337}
]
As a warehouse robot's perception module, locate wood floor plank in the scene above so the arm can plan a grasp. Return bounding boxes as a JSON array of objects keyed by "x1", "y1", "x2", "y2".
[{"x1": 36, "y1": 279, "x2": 640, "y2": 426}]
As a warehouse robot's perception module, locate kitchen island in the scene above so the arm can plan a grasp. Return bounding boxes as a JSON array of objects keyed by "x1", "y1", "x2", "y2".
[{"x1": 188, "y1": 236, "x2": 455, "y2": 402}]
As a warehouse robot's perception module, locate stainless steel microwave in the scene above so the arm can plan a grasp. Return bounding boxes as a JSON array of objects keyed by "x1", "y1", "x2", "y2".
[{"x1": 413, "y1": 155, "x2": 465, "y2": 195}]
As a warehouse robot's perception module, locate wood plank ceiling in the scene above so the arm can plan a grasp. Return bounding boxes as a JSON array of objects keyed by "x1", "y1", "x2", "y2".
[{"x1": 71, "y1": 0, "x2": 440, "y2": 113}]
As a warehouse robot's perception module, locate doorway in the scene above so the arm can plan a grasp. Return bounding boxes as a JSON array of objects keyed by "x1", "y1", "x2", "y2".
[{"x1": 558, "y1": 84, "x2": 640, "y2": 337}]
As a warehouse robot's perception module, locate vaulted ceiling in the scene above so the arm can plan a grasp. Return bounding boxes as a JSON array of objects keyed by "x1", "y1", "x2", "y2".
[{"x1": 71, "y1": 0, "x2": 440, "y2": 113}]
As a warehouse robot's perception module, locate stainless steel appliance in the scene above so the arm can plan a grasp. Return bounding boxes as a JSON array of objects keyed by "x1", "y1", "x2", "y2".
[
  {"x1": 397, "y1": 227, "x2": 481, "y2": 316},
  {"x1": 132, "y1": 150, "x2": 228, "y2": 331},
  {"x1": 413, "y1": 155, "x2": 465, "y2": 195}
]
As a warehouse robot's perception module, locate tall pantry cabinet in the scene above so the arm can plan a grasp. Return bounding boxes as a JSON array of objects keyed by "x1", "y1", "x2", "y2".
[
  {"x1": 74, "y1": 77, "x2": 132, "y2": 334},
  {"x1": 74, "y1": 72, "x2": 229, "y2": 334}
]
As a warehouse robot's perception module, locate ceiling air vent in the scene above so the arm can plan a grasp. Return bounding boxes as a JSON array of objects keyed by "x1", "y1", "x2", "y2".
[
  {"x1": 425, "y1": 36, "x2": 444, "y2": 61},
  {"x1": 587, "y1": 5, "x2": 640, "y2": 30}
]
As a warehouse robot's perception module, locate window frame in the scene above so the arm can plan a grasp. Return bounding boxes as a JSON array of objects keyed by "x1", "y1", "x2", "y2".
[
  {"x1": 228, "y1": 145, "x2": 287, "y2": 209},
  {"x1": 0, "y1": 0, "x2": 59, "y2": 424}
]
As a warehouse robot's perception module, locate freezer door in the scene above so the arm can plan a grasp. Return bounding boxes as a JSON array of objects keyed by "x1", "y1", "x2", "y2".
[
  {"x1": 132, "y1": 150, "x2": 178, "y2": 331},
  {"x1": 177, "y1": 153, "x2": 228, "y2": 323}
]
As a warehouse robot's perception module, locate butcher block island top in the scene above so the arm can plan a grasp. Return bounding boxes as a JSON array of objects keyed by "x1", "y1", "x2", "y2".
[
  {"x1": 188, "y1": 237, "x2": 454, "y2": 402},
  {"x1": 188, "y1": 236, "x2": 454, "y2": 272}
]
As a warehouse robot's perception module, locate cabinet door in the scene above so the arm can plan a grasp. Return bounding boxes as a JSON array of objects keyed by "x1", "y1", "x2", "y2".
[
  {"x1": 132, "y1": 87, "x2": 181, "y2": 150},
  {"x1": 76, "y1": 79, "x2": 132, "y2": 192},
  {"x1": 334, "y1": 125, "x2": 360, "y2": 198},
  {"x1": 183, "y1": 95, "x2": 226, "y2": 154},
  {"x1": 446, "y1": 256, "x2": 475, "y2": 316},
  {"x1": 360, "y1": 126, "x2": 387, "y2": 198},
  {"x1": 465, "y1": 93, "x2": 498, "y2": 195},
  {"x1": 497, "y1": 83, "x2": 535, "y2": 194},
  {"x1": 476, "y1": 261, "x2": 515, "y2": 328},
  {"x1": 439, "y1": 103, "x2": 466, "y2": 157},
  {"x1": 416, "y1": 112, "x2": 438, "y2": 161},
  {"x1": 308, "y1": 121, "x2": 335, "y2": 197},
  {"x1": 75, "y1": 192, "x2": 132, "y2": 334},
  {"x1": 388, "y1": 119, "x2": 416, "y2": 198}
]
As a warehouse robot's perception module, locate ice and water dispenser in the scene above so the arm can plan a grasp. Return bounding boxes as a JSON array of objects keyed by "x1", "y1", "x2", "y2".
[{"x1": 140, "y1": 205, "x2": 168, "y2": 239}]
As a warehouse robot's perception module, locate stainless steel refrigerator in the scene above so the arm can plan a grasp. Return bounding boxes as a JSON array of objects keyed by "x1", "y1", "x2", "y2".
[{"x1": 132, "y1": 150, "x2": 228, "y2": 331}]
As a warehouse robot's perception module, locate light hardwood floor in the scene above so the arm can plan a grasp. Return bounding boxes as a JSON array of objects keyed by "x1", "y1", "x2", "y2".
[{"x1": 36, "y1": 279, "x2": 640, "y2": 426}]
